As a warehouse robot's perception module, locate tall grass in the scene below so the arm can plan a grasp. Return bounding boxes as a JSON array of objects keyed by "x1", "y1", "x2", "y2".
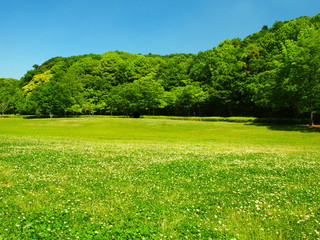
[{"x1": 0, "y1": 118, "x2": 319, "y2": 239}]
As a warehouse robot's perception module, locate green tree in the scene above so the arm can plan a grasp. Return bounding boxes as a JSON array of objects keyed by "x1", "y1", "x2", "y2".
[
  {"x1": 131, "y1": 76, "x2": 167, "y2": 115},
  {"x1": 0, "y1": 78, "x2": 22, "y2": 115},
  {"x1": 278, "y1": 29, "x2": 320, "y2": 125},
  {"x1": 208, "y1": 39, "x2": 248, "y2": 115},
  {"x1": 189, "y1": 51, "x2": 213, "y2": 84},
  {"x1": 157, "y1": 54, "x2": 193, "y2": 90},
  {"x1": 97, "y1": 51, "x2": 126, "y2": 85},
  {"x1": 27, "y1": 80, "x2": 71, "y2": 117},
  {"x1": 125, "y1": 55, "x2": 159, "y2": 82},
  {"x1": 107, "y1": 84, "x2": 131, "y2": 115},
  {"x1": 173, "y1": 83, "x2": 208, "y2": 116},
  {"x1": 107, "y1": 77, "x2": 167, "y2": 116}
]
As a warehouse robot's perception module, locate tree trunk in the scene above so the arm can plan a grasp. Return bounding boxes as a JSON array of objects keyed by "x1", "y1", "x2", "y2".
[{"x1": 309, "y1": 111, "x2": 314, "y2": 126}]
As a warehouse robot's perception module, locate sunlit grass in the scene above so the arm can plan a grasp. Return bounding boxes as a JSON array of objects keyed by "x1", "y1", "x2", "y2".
[{"x1": 0, "y1": 117, "x2": 319, "y2": 239}]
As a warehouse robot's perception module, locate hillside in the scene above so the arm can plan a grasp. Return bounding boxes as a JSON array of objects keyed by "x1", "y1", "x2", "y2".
[{"x1": 1, "y1": 14, "x2": 320, "y2": 123}]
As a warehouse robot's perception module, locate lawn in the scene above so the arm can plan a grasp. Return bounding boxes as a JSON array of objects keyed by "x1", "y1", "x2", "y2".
[{"x1": 0, "y1": 117, "x2": 319, "y2": 239}]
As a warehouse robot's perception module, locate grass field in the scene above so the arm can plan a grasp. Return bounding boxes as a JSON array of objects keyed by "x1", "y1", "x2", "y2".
[{"x1": 0, "y1": 117, "x2": 319, "y2": 239}]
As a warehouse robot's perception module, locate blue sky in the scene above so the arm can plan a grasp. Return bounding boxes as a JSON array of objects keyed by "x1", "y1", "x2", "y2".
[{"x1": 1, "y1": 0, "x2": 320, "y2": 79}]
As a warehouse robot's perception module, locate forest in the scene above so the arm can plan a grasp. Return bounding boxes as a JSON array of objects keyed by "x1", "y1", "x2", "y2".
[{"x1": 1, "y1": 14, "x2": 320, "y2": 124}]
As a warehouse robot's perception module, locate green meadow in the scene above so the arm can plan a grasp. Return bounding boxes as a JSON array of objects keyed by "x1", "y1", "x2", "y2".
[{"x1": 0, "y1": 117, "x2": 319, "y2": 239}]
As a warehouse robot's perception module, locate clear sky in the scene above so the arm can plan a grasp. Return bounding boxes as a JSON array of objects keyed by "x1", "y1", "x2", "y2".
[{"x1": 1, "y1": 0, "x2": 320, "y2": 79}]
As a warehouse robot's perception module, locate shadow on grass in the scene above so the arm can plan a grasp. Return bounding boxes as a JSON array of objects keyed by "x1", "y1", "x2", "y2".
[{"x1": 248, "y1": 122, "x2": 320, "y2": 133}]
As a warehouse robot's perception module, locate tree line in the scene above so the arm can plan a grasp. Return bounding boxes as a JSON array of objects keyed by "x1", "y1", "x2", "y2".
[{"x1": 1, "y1": 14, "x2": 320, "y2": 124}]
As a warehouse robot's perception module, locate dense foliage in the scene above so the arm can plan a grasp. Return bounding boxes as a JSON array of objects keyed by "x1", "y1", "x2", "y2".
[{"x1": 2, "y1": 14, "x2": 320, "y2": 123}]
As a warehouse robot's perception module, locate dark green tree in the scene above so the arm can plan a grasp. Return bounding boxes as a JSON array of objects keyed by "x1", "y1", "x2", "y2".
[{"x1": 278, "y1": 29, "x2": 320, "y2": 125}]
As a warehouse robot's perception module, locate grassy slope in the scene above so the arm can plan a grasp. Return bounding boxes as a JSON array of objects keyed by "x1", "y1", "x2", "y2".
[{"x1": 0, "y1": 118, "x2": 319, "y2": 239}]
